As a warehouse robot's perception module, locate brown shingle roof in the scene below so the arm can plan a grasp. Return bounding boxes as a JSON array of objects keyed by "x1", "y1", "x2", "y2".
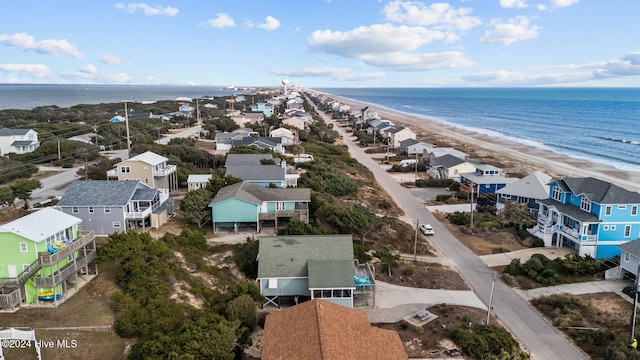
[{"x1": 262, "y1": 299, "x2": 408, "y2": 360}]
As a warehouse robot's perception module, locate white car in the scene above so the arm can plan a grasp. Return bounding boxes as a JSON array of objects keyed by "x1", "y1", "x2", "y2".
[{"x1": 419, "y1": 223, "x2": 434, "y2": 235}]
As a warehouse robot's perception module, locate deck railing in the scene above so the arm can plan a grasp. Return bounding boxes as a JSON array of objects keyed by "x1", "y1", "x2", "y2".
[
  {"x1": 38, "y1": 230, "x2": 95, "y2": 266},
  {"x1": 34, "y1": 250, "x2": 96, "y2": 287},
  {"x1": 0, "y1": 288, "x2": 20, "y2": 309}
]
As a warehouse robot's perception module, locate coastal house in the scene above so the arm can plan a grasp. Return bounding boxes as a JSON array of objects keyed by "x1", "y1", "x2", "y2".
[
  {"x1": 386, "y1": 127, "x2": 417, "y2": 149},
  {"x1": 214, "y1": 128, "x2": 258, "y2": 151},
  {"x1": 224, "y1": 153, "x2": 290, "y2": 187},
  {"x1": 423, "y1": 147, "x2": 469, "y2": 162},
  {"x1": 257, "y1": 235, "x2": 373, "y2": 308},
  {"x1": 187, "y1": 174, "x2": 212, "y2": 191},
  {"x1": 459, "y1": 164, "x2": 519, "y2": 195},
  {"x1": 496, "y1": 171, "x2": 552, "y2": 214},
  {"x1": 427, "y1": 154, "x2": 478, "y2": 182},
  {"x1": 0, "y1": 128, "x2": 39, "y2": 156},
  {"x1": 107, "y1": 151, "x2": 178, "y2": 201},
  {"x1": 0, "y1": 208, "x2": 97, "y2": 310},
  {"x1": 399, "y1": 138, "x2": 433, "y2": 156},
  {"x1": 262, "y1": 299, "x2": 407, "y2": 360},
  {"x1": 534, "y1": 177, "x2": 640, "y2": 259},
  {"x1": 56, "y1": 180, "x2": 172, "y2": 235},
  {"x1": 209, "y1": 181, "x2": 310, "y2": 233},
  {"x1": 269, "y1": 127, "x2": 295, "y2": 146},
  {"x1": 618, "y1": 238, "x2": 640, "y2": 279},
  {"x1": 232, "y1": 136, "x2": 284, "y2": 154},
  {"x1": 282, "y1": 111, "x2": 313, "y2": 130},
  {"x1": 250, "y1": 102, "x2": 275, "y2": 117}
]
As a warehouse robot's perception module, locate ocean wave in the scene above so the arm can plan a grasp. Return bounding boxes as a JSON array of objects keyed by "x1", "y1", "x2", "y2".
[{"x1": 603, "y1": 137, "x2": 640, "y2": 145}]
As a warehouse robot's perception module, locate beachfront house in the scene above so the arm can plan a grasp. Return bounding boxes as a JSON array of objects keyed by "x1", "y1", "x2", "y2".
[
  {"x1": 399, "y1": 138, "x2": 433, "y2": 156},
  {"x1": 386, "y1": 127, "x2": 417, "y2": 149},
  {"x1": 459, "y1": 164, "x2": 518, "y2": 195},
  {"x1": 269, "y1": 127, "x2": 295, "y2": 146},
  {"x1": 257, "y1": 235, "x2": 370, "y2": 309},
  {"x1": 0, "y1": 208, "x2": 97, "y2": 310},
  {"x1": 496, "y1": 171, "x2": 552, "y2": 214},
  {"x1": 107, "y1": 151, "x2": 178, "y2": 202},
  {"x1": 0, "y1": 128, "x2": 39, "y2": 156},
  {"x1": 57, "y1": 180, "x2": 172, "y2": 235},
  {"x1": 423, "y1": 147, "x2": 469, "y2": 162},
  {"x1": 427, "y1": 154, "x2": 478, "y2": 182},
  {"x1": 209, "y1": 181, "x2": 310, "y2": 233},
  {"x1": 262, "y1": 299, "x2": 407, "y2": 360},
  {"x1": 534, "y1": 177, "x2": 640, "y2": 259}
]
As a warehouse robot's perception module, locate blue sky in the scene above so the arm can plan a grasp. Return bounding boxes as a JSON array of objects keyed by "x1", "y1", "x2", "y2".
[{"x1": 1, "y1": 0, "x2": 639, "y2": 88}]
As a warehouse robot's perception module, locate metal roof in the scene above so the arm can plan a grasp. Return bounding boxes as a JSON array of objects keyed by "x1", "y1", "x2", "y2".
[
  {"x1": 0, "y1": 207, "x2": 81, "y2": 243},
  {"x1": 209, "y1": 181, "x2": 310, "y2": 206}
]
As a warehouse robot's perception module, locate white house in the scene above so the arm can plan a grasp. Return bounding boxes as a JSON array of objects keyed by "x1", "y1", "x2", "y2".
[
  {"x1": 187, "y1": 174, "x2": 212, "y2": 191},
  {"x1": 427, "y1": 154, "x2": 478, "y2": 181},
  {"x1": 270, "y1": 127, "x2": 295, "y2": 146},
  {"x1": 387, "y1": 127, "x2": 417, "y2": 149},
  {"x1": 0, "y1": 128, "x2": 39, "y2": 155}
]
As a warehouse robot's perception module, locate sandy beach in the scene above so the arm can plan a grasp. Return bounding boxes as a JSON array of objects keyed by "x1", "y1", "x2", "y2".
[{"x1": 324, "y1": 93, "x2": 640, "y2": 194}]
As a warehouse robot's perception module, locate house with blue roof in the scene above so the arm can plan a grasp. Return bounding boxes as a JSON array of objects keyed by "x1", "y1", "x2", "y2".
[
  {"x1": 534, "y1": 177, "x2": 640, "y2": 259},
  {"x1": 459, "y1": 164, "x2": 518, "y2": 195}
]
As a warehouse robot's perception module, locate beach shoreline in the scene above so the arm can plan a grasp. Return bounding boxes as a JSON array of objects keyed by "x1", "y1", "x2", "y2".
[{"x1": 321, "y1": 92, "x2": 640, "y2": 193}]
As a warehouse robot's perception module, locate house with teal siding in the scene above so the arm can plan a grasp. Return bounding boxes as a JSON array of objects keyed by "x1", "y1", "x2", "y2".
[
  {"x1": 534, "y1": 177, "x2": 640, "y2": 259},
  {"x1": 209, "y1": 181, "x2": 310, "y2": 233},
  {"x1": 257, "y1": 235, "x2": 370, "y2": 308},
  {"x1": 0, "y1": 208, "x2": 97, "y2": 310}
]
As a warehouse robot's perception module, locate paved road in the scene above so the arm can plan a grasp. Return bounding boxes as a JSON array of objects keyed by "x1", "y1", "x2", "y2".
[
  {"x1": 316, "y1": 107, "x2": 586, "y2": 359},
  {"x1": 30, "y1": 166, "x2": 81, "y2": 205}
]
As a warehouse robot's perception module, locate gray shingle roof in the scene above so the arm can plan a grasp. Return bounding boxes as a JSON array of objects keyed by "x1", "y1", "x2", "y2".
[
  {"x1": 559, "y1": 177, "x2": 640, "y2": 204},
  {"x1": 399, "y1": 138, "x2": 420, "y2": 147},
  {"x1": 619, "y1": 238, "x2": 640, "y2": 257},
  {"x1": 496, "y1": 171, "x2": 552, "y2": 199},
  {"x1": 257, "y1": 235, "x2": 354, "y2": 279},
  {"x1": 10, "y1": 140, "x2": 35, "y2": 146},
  {"x1": 0, "y1": 128, "x2": 31, "y2": 136},
  {"x1": 225, "y1": 165, "x2": 285, "y2": 182},
  {"x1": 308, "y1": 259, "x2": 356, "y2": 288},
  {"x1": 209, "y1": 181, "x2": 310, "y2": 206},
  {"x1": 57, "y1": 180, "x2": 142, "y2": 206},
  {"x1": 131, "y1": 186, "x2": 158, "y2": 201},
  {"x1": 538, "y1": 198, "x2": 600, "y2": 222},
  {"x1": 225, "y1": 153, "x2": 274, "y2": 166},
  {"x1": 430, "y1": 154, "x2": 466, "y2": 168}
]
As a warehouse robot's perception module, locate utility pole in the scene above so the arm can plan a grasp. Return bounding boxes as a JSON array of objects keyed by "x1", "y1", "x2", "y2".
[
  {"x1": 470, "y1": 180, "x2": 474, "y2": 230},
  {"x1": 414, "y1": 152, "x2": 418, "y2": 183},
  {"x1": 631, "y1": 264, "x2": 640, "y2": 342},
  {"x1": 487, "y1": 271, "x2": 497, "y2": 325},
  {"x1": 122, "y1": 100, "x2": 132, "y2": 157},
  {"x1": 413, "y1": 220, "x2": 419, "y2": 261}
]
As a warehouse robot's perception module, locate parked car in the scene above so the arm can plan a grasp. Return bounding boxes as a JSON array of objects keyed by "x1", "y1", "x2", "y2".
[{"x1": 419, "y1": 223, "x2": 434, "y2": 235}]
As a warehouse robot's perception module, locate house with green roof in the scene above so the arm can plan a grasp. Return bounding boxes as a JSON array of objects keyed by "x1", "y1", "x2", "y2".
[
  {"x1": 209, "y1": 181, "x2": 310, "y2": 233},
  {"x1": 0, "y1": 208, "x2": 97, "y2": 310},
  {"x1": 257, "y1": 235, "x2": 366, "y2": 308},
  {"x1": 56, "y1": 179, "x2": 172, "y2": 235}
]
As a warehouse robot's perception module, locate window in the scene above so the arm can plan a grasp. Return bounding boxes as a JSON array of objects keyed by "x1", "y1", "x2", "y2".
[
  {"x1": 88, "y1": 206, "x2": 94, "y2": 214},
  {"x1": 605, "y1": 206, "x2": 612, "y2": 216},
  {"x1": 619, "y1": 205, "x2": 627, "y2": 209},
  {"x1": 22, "y1": 264, "x2": 29, "y2": 271},
  {"x1": 104, "y1": 207, "x2": 111, "y2": 214},
  {"x1": 611, "y1": 225, "x2": 616, "y2": 230},
  {"x1": 113, "y1": 221, "x2": 121, "y2": 229},
  {"x1": 144, "y1": 166, "x2": 148, "y2": 172},
  {"x1": 580, "y1": 197, "x2": 591, "y2": 212},
  {"x1": 485, "y1": 184, "x2": 490, "y2": 188},
  {"x1": 603, "y1": 225, "x2": 609, "y2": 230},
  {"x1": 552, "y1": 187, "x2": 562, "y2": 201},
  {"x1": 19, "y1": 242, "x2": 27, "y2": 252},
  {"x1": 72, "y1": 207, "x2": 79, "y2": 214},
  {"x1": 121, "y1": 166, "x2": 131, "y2": 173},
  {"x1": 276, "y1": 201, "x2": 285, "y2": 211},
  {"x1": 144, "y1": 178, "x2": 149, "y2": 184},
  {"x1": 633, "y1": 206, "x2": 638, "y2": 216},
  {"x1": 625, "y1": 252, "x2": 631, "y2": 262},
  {"x1": 625, "y1": 225, "x2": 631, "y2": 237}
]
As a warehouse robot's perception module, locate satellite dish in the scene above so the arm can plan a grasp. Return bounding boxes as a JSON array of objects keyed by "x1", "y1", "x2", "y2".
[{"x1": 282, "y1": 78, "x2": 289, "y2": 86}]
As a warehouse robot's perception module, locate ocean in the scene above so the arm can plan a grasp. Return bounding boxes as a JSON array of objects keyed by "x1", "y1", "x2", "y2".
[
  {"x1": 316, "y1": 87, "x2": 640, "y2": 173},
  {"x1": 0, "y1": 84, "x2": 238, "y2": 110},
  {"x1": 1, "y1": 84, "x2": 639, "y2": 173}
]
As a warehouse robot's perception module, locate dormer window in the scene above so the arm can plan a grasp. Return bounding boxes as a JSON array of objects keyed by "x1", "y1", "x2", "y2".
[
  {"x1": 552, "y1": 187, "x2": 562, "y2": 201},
  {"x1": 580, "y1": 197, "x2": 591, "y2": 212}
]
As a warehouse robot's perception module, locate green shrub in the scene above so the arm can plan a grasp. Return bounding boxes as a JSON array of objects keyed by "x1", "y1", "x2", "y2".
[{"x1": 436, "y1": 194, "x2": 453, "y2": 201}]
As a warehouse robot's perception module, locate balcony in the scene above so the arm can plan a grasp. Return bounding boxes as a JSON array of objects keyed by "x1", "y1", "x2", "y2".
[
  {"x1": 153, "y1": 164, "x2": 177, "y2": 177},
  {"x1": 125, "y1": 206, "x2": 153, "y2": 220},
  {"x1": 259, "y1": 209, "x2": 309, "y2": 221},
  {"x1": 556, "y1": 225, "x2": 580, "y2": 241},
  {"x1": 38, "y1": 230, "x2": 95, "y2": 266},
  {"x1": 34, "y1": 250, "x2": 96, "y2": 287}
]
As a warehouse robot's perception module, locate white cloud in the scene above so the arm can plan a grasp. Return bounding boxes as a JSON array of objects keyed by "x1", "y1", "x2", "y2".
[
  {"x1": 80, "y1": 64, "x2": 98, "y2": 74},
  {"x1": 383, "y1": 1, "x2": 481, "y2": 31},
  {"x1": 592, "y1": 52, "x2": 640, "y2": 78},
  {"x1": 115, "y1": 3, "x2": 178, "y2": 16},
  {"x1": 462, "y1": 70, "x2": 590, "y2": 85},
  {"x1": 0, "y1": 64, "x2": 53, "y2": 78},
  {"x1": 500, "y1": 0, "x2": 528, "y2": 8},
  {"x1": 550, "y1": 0, "x2": 579, "y2": 7},
  {"x1": 269, "y1": 66, "x2": 385, "y2": 81},
  {"x1": 257, "y1": 16, "x2": 280, "y2": 31},
  {"x1": 359, "y1": 51, "x2": 475, "y2": 71},
  {"x1": 308, "y1": 24, "x2": 446, "y2": 58},
  {"x1": 100, "y1": 54, "x2": 124, "y2": 65},
  {"x1": 0, "y1": 33, "x2": 83, "y2": 59},
  {"x1": 480, "y1": 16, "x2": 540, "y2": 45},
  {"x1": 207, "y1": 13, "x2": 235, "y2": 28}
]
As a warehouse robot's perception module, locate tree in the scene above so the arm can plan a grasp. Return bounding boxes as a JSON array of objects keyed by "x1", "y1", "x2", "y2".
[
  {"x1": 76, "y1": 157, "x2": 121, "y2": 180},
  {"x1": 335, "y1": 204, "x2": 381, "y2": 244},
  {"x1": 0, "y1": 186, "x2": 15, "y2": 207},
  {"x1": 180, "y1": 188, "x2": 213, "y2": 228},
  {"x1": 373, "y1": 247, "x2": 400, "y2": 276},
  {"x1": 10, "y1": 178, "x2": 42, "y2": 208},
  {"x1": 204, "y1": 174, "x2": 243, "y2": 195},
  {"x1": 233, "y1": 237, "x2": 260, "y2": 279},
  {"x1": 227, "y1": 294, "x2": 257, "y2": 330}
]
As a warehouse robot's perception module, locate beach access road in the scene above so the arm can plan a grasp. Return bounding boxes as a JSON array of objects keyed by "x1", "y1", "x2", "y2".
[{"x1": 318, "y1": 110, "x2": 586, "y2": 359}]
